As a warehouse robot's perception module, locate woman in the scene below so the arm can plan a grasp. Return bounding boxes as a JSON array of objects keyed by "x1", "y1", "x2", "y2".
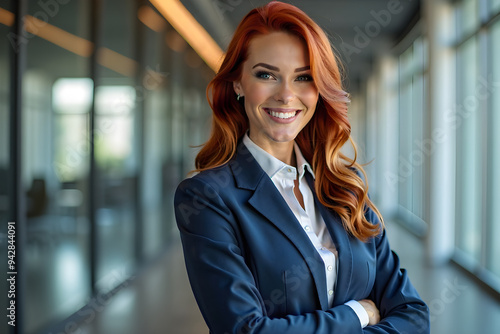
[{"x1": 174, "y1": 2, "x2": 430, "y2": 333}]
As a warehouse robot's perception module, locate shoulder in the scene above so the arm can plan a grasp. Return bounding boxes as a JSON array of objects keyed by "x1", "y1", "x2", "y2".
[
  {"x1": 177, "y1": 142, "x2": 266, "y2": 195},
  {"x1": 176, "y1": 163, "x2": 236, "y2": 197},
  {"x1": 174, "y1": 164, "x2": 239, "y2": 230}
]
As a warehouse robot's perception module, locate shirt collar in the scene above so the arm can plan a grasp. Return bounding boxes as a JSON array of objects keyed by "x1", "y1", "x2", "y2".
[{"x1": 242, "y1": 133, "x2": 315, "y2": 180}]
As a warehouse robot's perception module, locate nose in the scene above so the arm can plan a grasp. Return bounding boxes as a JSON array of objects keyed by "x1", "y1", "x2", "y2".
[{"x1": 274, "y1": 81, "x2": 295, "y2": 104}]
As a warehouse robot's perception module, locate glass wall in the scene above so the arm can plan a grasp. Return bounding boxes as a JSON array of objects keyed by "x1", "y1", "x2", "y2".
[
  {"x1": 397, "y1": 37, "x2": 428, "y2": 233},
  {"x1": 0, "y1": 0, "x2": 214, "y2": 332},
  {"x1": 458, "y1": 0, "x2": 480, "y2": 38},
  {"x1": 487, "y1": 18, "x2": 500, "y2": 281},
  {"x1": 94, "y1": 0, "x2": 138, "y2": 292},
  {"x1": 141, "y1": 8, "x2": 169, "y2": 259},
  {"x1": 23, "y1": 0, "x2": 92, "y2": 332},
  {"x1": 491, "y1": 0, "x2": 500, "y2": 15},
  {"x1": 455, "y1": 36, "x2": 482, "y2": 264},
  {"x1": 0, "y1": 2, "x2": 12, "y2": 334},
  {"x1": 138, "y1": 19, "x2": 216, "y2": 258},
  {"x1": 454, "y1": 0, "x2": 500, "y2": 291}
]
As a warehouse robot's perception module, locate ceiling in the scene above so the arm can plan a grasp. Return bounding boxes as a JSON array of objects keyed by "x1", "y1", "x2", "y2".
[
  {"x1": 1, "y1": 0, "x2": 420, "y2": 93},
  {"x1": 180, "y1": 0, "x2": 421, "y2": 92}
]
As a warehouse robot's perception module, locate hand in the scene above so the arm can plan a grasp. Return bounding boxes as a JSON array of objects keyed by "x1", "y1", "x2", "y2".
[{"x1": 359, "y1": 299, "x2": 380, "y2": 326}]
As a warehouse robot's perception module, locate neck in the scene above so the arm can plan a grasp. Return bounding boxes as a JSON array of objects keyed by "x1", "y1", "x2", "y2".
[
  {"x1": 259, "y1": 141, "x2": 296, "y2": 166},
  {"x1": 247, "y1": 131, "x2": 297, "y2": 166}
]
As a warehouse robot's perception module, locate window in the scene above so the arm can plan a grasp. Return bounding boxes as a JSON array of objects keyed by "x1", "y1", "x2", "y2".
[
  {"x1": 141, "y1": 7, "x2": 169, "y2": 258},
  {"x1": 455, "y1": 36, "x2": 482, "y2": 263},
  {"x1": 491, "y1": 0, "x2": 500, "y2": 14},
  {"x1": 397, "y1": 37, "x2": 428, "y2": 233},
  {"x1": 486, "y1": 18, "x2": 500, "y2": 283},
  {"x1": 454, "y1": 0, "x2": 500, "y2": 292},
  {"x1": 23, "y1": 1, "x2": 92, "y2": 332},
  {"x1": 94, "y1": 0, "x2": 139, "y2": 291},
  {"x1": 458, "y1": 0, "x2": 480, "y2": 39},
  {"x1": 53, "y1": 78, "x2": 94, "y2": 181}
]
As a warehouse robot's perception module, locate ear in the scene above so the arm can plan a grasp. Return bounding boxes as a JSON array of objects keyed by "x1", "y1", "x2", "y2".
[{"x1": 233, "y1": 81, "x2": 243, "y2": 97}]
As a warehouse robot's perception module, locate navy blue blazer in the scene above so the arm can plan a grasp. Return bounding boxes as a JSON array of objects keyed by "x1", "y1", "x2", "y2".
[{"x1": 174, "y1": 142, "x2": 430, "y2": 334}]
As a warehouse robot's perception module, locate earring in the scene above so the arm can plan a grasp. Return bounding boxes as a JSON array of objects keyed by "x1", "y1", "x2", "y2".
[{"x1": 237, "y1": 94, "x2": 241, "y2": 101}]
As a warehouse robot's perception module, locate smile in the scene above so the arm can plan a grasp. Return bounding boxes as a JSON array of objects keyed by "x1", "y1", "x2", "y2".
[{"x1": 264, "y1": 108, "x2": 299, "y2": 120}]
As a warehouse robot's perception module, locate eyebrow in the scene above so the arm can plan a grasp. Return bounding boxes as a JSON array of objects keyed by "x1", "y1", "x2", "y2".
[{"x1": 252, "y1": 63, "x2": 310, "y2": 73}]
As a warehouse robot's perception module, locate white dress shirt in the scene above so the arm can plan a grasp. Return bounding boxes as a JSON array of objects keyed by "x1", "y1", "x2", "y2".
[{"x1": 243, "y1": 134, "x2": 369, "y2": 328}]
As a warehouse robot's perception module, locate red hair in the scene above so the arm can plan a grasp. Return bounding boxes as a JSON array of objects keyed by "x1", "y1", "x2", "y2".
[{"x1": 195, "y1": 1, "x2": 383, "y2": 241}]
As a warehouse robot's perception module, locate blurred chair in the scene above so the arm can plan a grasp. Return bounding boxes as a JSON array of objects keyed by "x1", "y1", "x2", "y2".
[
  {"x1": 27, "y1": 178, "x2": 48, "y2": 218},
  {"x1": 0, "y1": 167, "x2": 8, "y2": 213}
]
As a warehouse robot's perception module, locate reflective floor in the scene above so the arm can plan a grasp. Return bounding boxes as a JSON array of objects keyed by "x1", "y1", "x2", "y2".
[
  {"x1": 386, "y1": 222, "x2": 500, "y2": 334},
  {"x1": 76, "y1": 240, "x2": 207, "y2": 334},
  {"x1": 74, "y1": 221, "x2": 500, "y2": 334}
]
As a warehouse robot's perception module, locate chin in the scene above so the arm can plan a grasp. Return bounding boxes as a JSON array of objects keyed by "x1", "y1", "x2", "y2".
[{"x1": 269, "y1": 133, "x2": 298, "y2": 143}]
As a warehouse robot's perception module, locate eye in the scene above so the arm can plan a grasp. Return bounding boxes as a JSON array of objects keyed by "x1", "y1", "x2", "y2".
[
  {"x1": 255, "y1": 71, "x2": 275, "y2": 80},
  {"x1": 296, "y1": 74, "x2": 313, "y2": 82}
]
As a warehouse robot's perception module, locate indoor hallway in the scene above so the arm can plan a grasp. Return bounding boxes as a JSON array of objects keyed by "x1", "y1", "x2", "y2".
[{"x1": 74, "y1": 221, "x2": 500, "y2": 334}]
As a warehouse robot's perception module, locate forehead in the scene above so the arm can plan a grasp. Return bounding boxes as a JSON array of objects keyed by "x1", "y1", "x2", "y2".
[{"x1": 245, "y1": 31, "x2": 309, "y2": 66}]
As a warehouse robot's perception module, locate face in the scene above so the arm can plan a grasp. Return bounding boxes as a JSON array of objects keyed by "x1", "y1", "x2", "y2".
[{"x1": 233, "y1": 31, "x2": 319, "y2": 153}]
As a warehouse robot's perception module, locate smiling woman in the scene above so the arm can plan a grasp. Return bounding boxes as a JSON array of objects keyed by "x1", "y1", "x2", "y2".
[
  {"x1": 174, "y1": 1, "x2": 430, "y2": 333},
  {"x1": 232, "y1": 31, "x2": 318, "y2": 161}
]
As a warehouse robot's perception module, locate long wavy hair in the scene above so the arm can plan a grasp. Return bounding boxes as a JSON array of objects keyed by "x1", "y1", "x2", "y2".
[{"x1": 195, "y1": 1, "x2": 383, "y2": 241}]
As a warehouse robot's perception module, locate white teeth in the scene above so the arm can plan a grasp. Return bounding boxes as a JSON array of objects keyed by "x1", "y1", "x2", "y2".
[{"x1": 270, "y1": 111, "x2": 296, "y2": 119}]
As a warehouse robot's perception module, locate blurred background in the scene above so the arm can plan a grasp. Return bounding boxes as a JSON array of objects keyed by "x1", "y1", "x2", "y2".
[{"x1": 0, "y1": 0, "x2": 499, "y2": 333}]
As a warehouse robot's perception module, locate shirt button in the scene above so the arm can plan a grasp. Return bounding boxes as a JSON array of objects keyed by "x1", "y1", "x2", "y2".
[
  {"x1": 287, "y1": 168, "x2": 292, "y2": 173},
  {"x1": 304, "y1": 226, "x2": 311, "y2": 232},
  {"x1": 328, "y1": 290, "x2": 334, "y2": 296},
  {"x1": 327, "y1": 265, "x2": 333, "y2": 271}
]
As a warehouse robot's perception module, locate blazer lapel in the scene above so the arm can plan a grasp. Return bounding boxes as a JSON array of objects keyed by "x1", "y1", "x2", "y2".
[
  {"x1": 229, "y1": 143, "x2": 329, "y2": 310},
  {"x1": 305, "y1": 173, "x2": 353, "y2": 306}
]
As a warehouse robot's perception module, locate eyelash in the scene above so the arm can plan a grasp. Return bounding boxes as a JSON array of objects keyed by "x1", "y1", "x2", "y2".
[
  {"x1": 297, "y1": 74, "x2": 313, "y2": 82},
  {"x1": 255, "y1": 71, "x2": 274, "y2": 80},
  {"x1": 254, "y1": 71, "x2": 313, "y2": 82}
]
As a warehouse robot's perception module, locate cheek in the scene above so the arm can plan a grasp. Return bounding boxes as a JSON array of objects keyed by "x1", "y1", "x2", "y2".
[
  {"x1": 301, "y1": 86, "x2": 319, "y2": 108},
  {"x1": 245, "y1": 85, "x2": 274, "y2": 107}
]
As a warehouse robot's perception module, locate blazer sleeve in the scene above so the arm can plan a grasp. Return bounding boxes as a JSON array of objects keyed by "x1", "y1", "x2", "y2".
[
  {"x1": 363, "y1": 208, "x2": 430, "y2": 334},
  {"x1": 175, "y1": 177, "x2": 365, "y2": 334}
]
